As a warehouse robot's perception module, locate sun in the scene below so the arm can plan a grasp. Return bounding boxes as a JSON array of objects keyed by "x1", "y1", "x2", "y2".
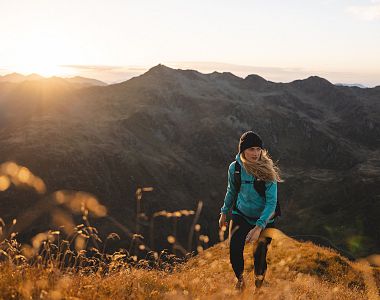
[
  {"x1": 6, "y1": 38, "x2": 78, "y2": 78},
  {"x1": 11, "y1": 63, "x2": 70, "y2": 78}
]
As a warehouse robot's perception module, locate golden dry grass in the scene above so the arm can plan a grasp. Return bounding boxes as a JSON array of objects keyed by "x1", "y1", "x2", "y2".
[
  {"x1": 1, "y1": 161, "x2": 379, "y2": 299},
  {"x1": 1, "y1": 233, "x2": 379, "y2": 300}
]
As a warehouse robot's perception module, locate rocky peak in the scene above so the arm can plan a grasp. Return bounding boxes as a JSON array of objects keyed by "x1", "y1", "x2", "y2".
[
  {"x1": 145, "y1": 64, "x2": 176, "y2": 76},
  {"x1": 242, "y1": 74, "x2": 273, "y2": 90},
  {"x1": 209, "y1": 71, "x2": 241, "y2": 82},
  {"x1": 289, "y1": 75, "x2": 334, "y2": 93},
  {"x1": 293, "y1": 75, "x2": 332, "y2": 87}
]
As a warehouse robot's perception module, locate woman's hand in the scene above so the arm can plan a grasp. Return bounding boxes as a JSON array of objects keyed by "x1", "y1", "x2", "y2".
[
  {"x1": 245, "y1": 226, "x2": 262, "y2": 243},
  {"x1": 218, "y1": 213, "x2": 228, "y2": 230}
]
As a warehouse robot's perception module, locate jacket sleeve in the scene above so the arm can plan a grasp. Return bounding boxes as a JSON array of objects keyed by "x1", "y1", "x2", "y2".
[
  {"x1": 256, "y1": 181, "x2": 277, "y2": 229},
  {"x1": 220, "y1": 162, "x2": 236, "y2": 214}
]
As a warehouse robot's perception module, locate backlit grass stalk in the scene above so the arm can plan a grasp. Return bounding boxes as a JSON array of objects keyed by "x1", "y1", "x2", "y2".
[
  {"x1": 135, "y1": 187, "x2": 154, "y2": 234},
  {"x1": 149, "y1": 210, "x2": 166, "y2": 250},
  {"x1": 187, "y1": 201, "x2": 203, "y2": 252}
]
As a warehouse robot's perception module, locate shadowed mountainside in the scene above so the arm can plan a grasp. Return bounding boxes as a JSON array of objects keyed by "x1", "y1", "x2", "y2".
[{"x1": 0, "y1": 64, "x2": 379, "y2": 257}]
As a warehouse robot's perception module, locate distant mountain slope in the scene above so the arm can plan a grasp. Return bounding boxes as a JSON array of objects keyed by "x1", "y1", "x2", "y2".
[
  {"x1": 64, "y1": 76, "x2": 107, "y2": 86},
  {"x1": 0, "y1": 64, "x2": 379, "y2": 257},
  {"x1": 0, "y1": 72, "x2": 44, "y2": 83},
  {"x1": 335, "y1": 83, "x2": 367, "y2": 88},
  {"x1": 0, "y1": 73, "x2": 107, "y2": 86}
]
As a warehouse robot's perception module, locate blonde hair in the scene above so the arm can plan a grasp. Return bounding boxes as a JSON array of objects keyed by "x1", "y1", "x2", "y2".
[{"x1": 240, "y1": 149, "x2": 283, "y2": 182}]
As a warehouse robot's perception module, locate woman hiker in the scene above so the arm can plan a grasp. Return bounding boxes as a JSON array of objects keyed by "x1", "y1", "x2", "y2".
[{"x1": 218, "y1": 131, "x2": 283, "y2": 291}]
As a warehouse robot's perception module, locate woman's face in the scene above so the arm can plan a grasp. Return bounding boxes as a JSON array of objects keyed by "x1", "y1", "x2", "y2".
[{"x1": 243, "y1": 147, "x2": 262, "y2": 162}]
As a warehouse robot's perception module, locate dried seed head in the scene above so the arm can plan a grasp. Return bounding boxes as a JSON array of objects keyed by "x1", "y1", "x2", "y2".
[
  {"x1": 200, "y1": 235, "x2": 209, "y2": 243},
  {"x1": 17, "y1": 167, "x2": 31, "y2": 183},
  {"x1": 132, "y1": 233, "x2": 144, "y2": 240},
  {"x1": 167, "y1": 235, "x2": 176, "y2": 244},
  {"x1": 153, "y1": 210, "x2": 167, "y2": 217},
  {"x1": 54, "y1": 191, "x2": 66, "y2": 204},
  {"x1": 75, "y1": 235, "x2": 87, "y2": 251},
  {"x1": 138, "y1": 213, "x2": 148, "y2": 220},
  {"x1": 1, "y1": 162, "x2": 19, "y2": 177},
  {"x1": 135, "y1": 188, "x2": 142, "y2": 200},
  {"x1": 0, "y1": 175, "x2": 11, "y2": 191},
  {"x1": 0, "y1": 162, "x2": 46, "y2": 194},
  {"x1": 173, "y1": 211, "x2": 182, "y2": 217},
  {"x1": 32, "y1": 177, "x2": 46, "y2": 194},
  {"x1": 107, "y1": 233, "x2": 120, "y2": 240}
]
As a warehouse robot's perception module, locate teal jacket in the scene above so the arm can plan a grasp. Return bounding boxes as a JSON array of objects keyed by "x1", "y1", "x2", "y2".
[{"x1": 220, "y1": 153, "x2": 277, "y2": 229}]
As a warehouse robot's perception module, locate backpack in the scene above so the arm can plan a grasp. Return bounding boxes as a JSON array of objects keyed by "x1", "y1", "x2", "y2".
[{"x1": 232, "y1": 160, "x2": 281, "y2": 220}]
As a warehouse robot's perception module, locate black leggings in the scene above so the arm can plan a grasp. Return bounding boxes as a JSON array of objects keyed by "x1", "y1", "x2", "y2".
[{"x1": 229, "y1": 213, "x2": 274, "y2": 279}]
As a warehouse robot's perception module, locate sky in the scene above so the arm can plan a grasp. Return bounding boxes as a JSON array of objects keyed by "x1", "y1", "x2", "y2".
[{"x1": 0, "y1": 0, "x2": 379, "y2": 86}]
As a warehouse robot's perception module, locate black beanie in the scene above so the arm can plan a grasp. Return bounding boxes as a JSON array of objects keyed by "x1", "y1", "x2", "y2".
[{"x1": 238, "y1": 131, "x2": 263, "y2": 153}]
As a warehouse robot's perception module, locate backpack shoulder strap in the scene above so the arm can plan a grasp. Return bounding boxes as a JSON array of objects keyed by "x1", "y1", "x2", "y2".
[
  {"x1": 232, "y1": 160, "x2": 241, "y2": 211},
  {"x1": 233, "y1": 160, "x2": 241, "y2": 193}
]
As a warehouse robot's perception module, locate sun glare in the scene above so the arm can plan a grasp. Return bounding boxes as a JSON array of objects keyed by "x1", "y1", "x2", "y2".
[
  {"x1": 6, "y1": 41, "x2": 78, "y2": 78},
  {"x1": 10, "y1": 64, "x2": 70, "y2": 78}
]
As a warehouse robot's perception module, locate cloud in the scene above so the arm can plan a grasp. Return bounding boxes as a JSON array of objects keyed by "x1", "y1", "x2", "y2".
[
  {"x1": 58, "y1": 65, "x2": 149, "y2": 84},
  {"x1": 61, "y1": 64, "x2": 147, "y2": 72},
  {"x1": 61, "y1": 64, "x2": 119, "y2": 71},
  {"x1": 346, "y1": 2, "x2": 380, "y2": 21}
]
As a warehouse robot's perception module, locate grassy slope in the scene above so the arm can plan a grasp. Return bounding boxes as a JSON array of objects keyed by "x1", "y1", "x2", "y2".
[{"x1": 1, "y1": 231, "x2": 379, "y2": 300}]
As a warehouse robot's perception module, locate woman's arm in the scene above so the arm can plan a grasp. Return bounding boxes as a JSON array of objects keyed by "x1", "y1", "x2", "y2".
[
  {"x1": 220, "y1": 162, "x2": 237, "y2": 214},
  {"x1": 256, "y1": 181, "x2": 277, "y2": 229}
]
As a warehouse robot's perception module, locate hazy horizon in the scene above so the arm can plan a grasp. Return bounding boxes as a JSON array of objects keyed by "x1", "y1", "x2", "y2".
[
  {"x1": 1, "y1": 0, "x2": 379, "y2": 86},
  {"x1": 0, "y1": 62, "x2": 379, "y2": 87}
]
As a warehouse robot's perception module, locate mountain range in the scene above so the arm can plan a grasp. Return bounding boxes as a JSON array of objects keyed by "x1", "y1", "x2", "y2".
[
  {"x1": 0, "y1": 72, "x2": 107, "y2": 86},
  {"x1": 0, "y1": 64, "x2": 379, "y2": 257}
]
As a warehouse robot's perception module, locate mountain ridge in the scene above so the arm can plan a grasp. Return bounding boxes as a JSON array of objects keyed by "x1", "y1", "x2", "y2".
[{"x1": 0, "y1": 72, "x2": 107, "y2": 87}]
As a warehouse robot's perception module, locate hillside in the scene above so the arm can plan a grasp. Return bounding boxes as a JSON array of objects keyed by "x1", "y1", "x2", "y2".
[
  {"x1": 0, "y1": 64, "x2": 379, "y2": 257},
  {"x1": 0, "y1": 231, "x2": 379, "y2": 299}
]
